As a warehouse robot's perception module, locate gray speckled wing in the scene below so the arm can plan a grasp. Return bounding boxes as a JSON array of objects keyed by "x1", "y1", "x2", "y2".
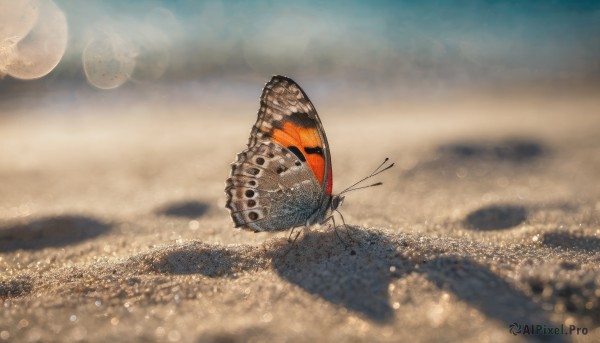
[{"x1": 225, "y1": 142, "x2": 326, "y2": 232}]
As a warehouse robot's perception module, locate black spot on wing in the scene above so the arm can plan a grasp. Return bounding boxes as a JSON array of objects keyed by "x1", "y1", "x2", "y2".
[
  {"x1": 305, "y1": 146, "x2": 324, "y2": 156},
  {"x1": 288, "y1": 146, "x2": 306, "y2": 162},
  {"x1": 268, "y1": 112, "x2": 316, "y2": 131},
  {"x1": 288, "y1": 112, "x2": 317, "y2": 128}
]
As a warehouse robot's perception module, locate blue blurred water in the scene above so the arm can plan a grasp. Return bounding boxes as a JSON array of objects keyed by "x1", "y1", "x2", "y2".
[{"x1": 1, "y1": 0, "x2": 599, "y2": 91}]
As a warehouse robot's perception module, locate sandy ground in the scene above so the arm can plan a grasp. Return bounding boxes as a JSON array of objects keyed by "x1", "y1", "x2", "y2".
[{"x1": 0, "y1": 85, "x2": 599, "y2": 342}]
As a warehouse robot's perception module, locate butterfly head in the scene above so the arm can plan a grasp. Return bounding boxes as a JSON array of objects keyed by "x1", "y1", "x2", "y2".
[{"x1": 331, "y1": 195, "x2": 345, "y2": 211}]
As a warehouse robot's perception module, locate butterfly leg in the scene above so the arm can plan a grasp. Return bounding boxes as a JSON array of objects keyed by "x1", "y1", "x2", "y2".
[
  {"x1": 335, "y1": 209, "x2": 357, "y2": 244},
  {"x1": 283, "y1": 226, "x2": 303, "y2": 257},
  {"x1": 287, "y1": 226, "x2": 297, "y2": 243},
  {"x1": 319, "y1": 214, "x2": 340, "y2": 237},
  {"x1": 328, "y1": 214, "x2": 354, "y2": 247},
  {"x1": 333, "y1": 218, "x2": 349, "y2": 247},
  {"x1": 290, "y1": 228, "x2": 302, "y2": 245},
  {"x1": 319, "y1": 214, "x2": 352, "y2": 246}
]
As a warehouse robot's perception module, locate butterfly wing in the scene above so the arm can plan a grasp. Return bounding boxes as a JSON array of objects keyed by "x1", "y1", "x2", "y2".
[
  {"x1": 225, "y1": 142, "x2": 324, "y2": 231},
  {"x1": 225, "y1": 76, "x2": 333, "y2": 231},
  {"x1": 249, "y1": 75, "x2": 333, "y2": 197}
]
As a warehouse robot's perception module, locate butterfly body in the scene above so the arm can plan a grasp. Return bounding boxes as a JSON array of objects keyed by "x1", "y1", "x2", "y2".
[{"x1": 225, "y1": 75, "x2": 337, "y2": 232}]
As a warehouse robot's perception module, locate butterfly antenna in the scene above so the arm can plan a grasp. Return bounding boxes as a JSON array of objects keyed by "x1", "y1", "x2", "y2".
[
  {"x1": 372, "y1": 157, "x2": 391, "y2": 175},
  {"x1": 339, "y1": 158, "x2": 394, "y2": 195},
  {"x1": 342, "y1": 182, "x2": 383, "y2": 193}
]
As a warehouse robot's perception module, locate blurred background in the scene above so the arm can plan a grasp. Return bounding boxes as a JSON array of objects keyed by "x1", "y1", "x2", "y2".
[
  {"x1": 1, "y1": 0, "x2": 599, "y2": 98},
  {"x1": 1, "y1": 0, "x2": 599, "y2": 221}
]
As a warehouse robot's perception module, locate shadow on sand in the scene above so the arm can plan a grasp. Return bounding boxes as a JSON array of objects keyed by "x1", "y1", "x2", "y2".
[
  {"x1": 152, "y1": 228, "x2": 568, "y2": 339},
  {"x1": 464, "y1": 200, "x2": 586, "y2": 231},
  {"x1": 0, "y1": 215, "x2": 112, "y2": 252},
  {"x1": 404, "y1": 138, "x2": 548, "y2": 178},
  {"x1": 154, "y1": 200, "x2": 210, "y2": 219},
  {"x1": 438, "y1": 139, "x2": 546, "y2": 163},
  {"x1": 271, "y1": 230, "x2": 564, "y2": 341},
  {"x1": 270, "y1": 230, "x2": 397, "y2": 322},
  {"x1": 465, "y1": 204, "x2": 528, "y2": 230},
  {"x1": 421, "y1": 256, "x2": 564, "y2": 342},
  {"x1": 542, "y1": 231, "x2": 600, "y2": 253},
  {"x1": 142, "y1": 241, "x2": 261, "y2": 276}
]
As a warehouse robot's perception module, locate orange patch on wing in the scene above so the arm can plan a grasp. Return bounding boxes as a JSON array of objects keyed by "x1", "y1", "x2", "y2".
[
  {"x1": 271, "y1": 122, "x2": 326, "y2": 187},
  {"x1": 325, "y1": 165, "x2": 332, "y2": 195}
]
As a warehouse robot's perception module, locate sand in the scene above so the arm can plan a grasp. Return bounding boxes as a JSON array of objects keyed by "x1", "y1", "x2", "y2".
[{"x1": 0, "y1": 85, "x2": 599, "y2": 342}]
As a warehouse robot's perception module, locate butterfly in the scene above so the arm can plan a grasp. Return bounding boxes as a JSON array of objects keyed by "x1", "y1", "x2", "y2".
[{"x1": 225, "y1": 75, "x2": 393, "y2": 233}]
